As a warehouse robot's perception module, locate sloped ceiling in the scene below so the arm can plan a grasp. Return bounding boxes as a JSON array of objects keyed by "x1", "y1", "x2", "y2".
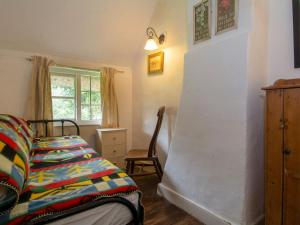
[{"x1": 0, "y1": 0, "x2": 157, "y2": 66}]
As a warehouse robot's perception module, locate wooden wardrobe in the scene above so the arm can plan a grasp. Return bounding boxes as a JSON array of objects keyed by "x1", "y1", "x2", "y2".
[{"x1": 263, "y1": 79, "x2": 300, "y2": 225}]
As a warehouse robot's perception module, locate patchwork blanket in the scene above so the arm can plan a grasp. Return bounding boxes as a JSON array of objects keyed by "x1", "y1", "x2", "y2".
[
  {"x1": 0, "y1": 115, "x2": 32, "y2": 216},
  {"x1": 0, "y1": 135, "x2": 139, "y2": 225}
]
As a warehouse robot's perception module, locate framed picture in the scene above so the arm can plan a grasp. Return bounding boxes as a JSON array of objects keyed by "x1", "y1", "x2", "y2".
[
  {"x1": 193, "y1": 0, "x2": 211, "y2": 44},
  {"x1": 148, "y1": 52, "x2": 164, "y2": 74},
  {"x1": 293, "y1": 0, "x2": 300, "y2": 68},
  {"x1": 216, "y1": 0, "x2": 238, "y2": 35}
]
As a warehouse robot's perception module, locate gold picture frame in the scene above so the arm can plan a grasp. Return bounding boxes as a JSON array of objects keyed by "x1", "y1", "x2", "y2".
[{"x1": 148, "y1": 52, "x2": 164, "y2": 74}]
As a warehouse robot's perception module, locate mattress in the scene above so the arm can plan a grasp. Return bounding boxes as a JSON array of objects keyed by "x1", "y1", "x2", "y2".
[{"x1": 48, "y1": 192, "x2": 139, "y2": 225}]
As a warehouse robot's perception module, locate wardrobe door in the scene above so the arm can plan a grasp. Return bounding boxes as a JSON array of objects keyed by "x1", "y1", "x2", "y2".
[
  {"x1": 283, "y1": 88, "x2": 300, "y2": 225},
  {"x1": 265, "y1": 90, "x2": 284, "y2": 225}
]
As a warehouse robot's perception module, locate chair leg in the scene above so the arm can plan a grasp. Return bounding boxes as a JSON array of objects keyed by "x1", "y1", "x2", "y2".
[
  {"x1": 155, "y1": 158, "x2": 163, "y2": 175},
  {"x1": 153, "y1": 159, "x2": 162, "y2": 180},
  {"x1": 130, "y1": 161, "x2": 135, "y2": 174},
  {"x1": 126, "y1": 160, "x2": 131, "y2": 174},
  {"x1": 140, "y1": 163, "x2": 144, "y2": 172}
]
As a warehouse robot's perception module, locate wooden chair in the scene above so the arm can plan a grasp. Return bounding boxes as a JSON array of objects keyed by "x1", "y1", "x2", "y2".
[{"x1": 125, "y1": 106, "x2": 165, "y2": 180}]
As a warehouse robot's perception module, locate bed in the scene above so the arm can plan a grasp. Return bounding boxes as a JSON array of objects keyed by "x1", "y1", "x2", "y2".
[{"x1": 0, "y1": 115, "x2": 143, "y2": 225}]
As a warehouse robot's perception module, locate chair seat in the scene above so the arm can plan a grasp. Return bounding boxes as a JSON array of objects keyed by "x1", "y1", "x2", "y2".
[
  {"x1": 125, "y1": 149, "x2": 149, "y2": 159},
  {"x1": 125, "y1": 106, "x2": 165, "y2": 181}
]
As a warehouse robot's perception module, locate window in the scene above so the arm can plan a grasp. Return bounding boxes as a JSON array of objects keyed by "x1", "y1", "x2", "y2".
[{"x1": 50, "y1": 66, "x2": 102, "y2": 124}]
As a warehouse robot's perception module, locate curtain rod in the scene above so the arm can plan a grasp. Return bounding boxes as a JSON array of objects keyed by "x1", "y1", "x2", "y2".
[{"x1": 26, "y1": 57, "x2": 125, "y2": 73}]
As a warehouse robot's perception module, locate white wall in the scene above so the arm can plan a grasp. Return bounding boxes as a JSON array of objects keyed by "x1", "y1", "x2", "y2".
[
  {"x1": 162, "y1": 33, "x2": 249, "y2": 224},
  {"x1": 132, "y1": 0, "x2": 188, "y2": 167},
  {"x1": 0, "y1": 50, "x2": 32, "y2": 117},
  {"x1": 0, "y1": 49, "x2": 133, "y2": 150},
  {"x1": 159, "y1": 0, "x2": 265, "y2": 224},
  {"x1": 243, "y1": 0, "x2": 268, "y2": 223},
  {"x1": 267, "y1": 0, "x2": 300, "y2": 83}
]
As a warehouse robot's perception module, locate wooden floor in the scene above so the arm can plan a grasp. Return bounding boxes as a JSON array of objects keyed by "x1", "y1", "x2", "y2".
[{"x1": 133, "y1": 175, "x2": 204, "y2": 225}]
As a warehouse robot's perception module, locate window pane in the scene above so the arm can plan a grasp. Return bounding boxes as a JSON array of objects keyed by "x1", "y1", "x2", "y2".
[
  {"x1": 51, "y1": 75, "x2": 75, "y2": 97},
  {"x1": 81, "y1": 91, "x2": 90, "y2": 105},
  {"x1": 91, "y1": 76, "x2": 100, "y2": 92},
  {"x1": 52, "y1": 98, "x2": 75, "y2": 119},
  {"x1": 91, "y1": 105, "x2": 101, "y2": 120},
  {"x1": 91, "y1": 91, "x2": 101, "y2": 105},
  {"x1": 81, "y1": 76, "x2": 90, "y2": 91},
  {"x1": 81, "y1": 105, "x2": 91, "y2": 120}
]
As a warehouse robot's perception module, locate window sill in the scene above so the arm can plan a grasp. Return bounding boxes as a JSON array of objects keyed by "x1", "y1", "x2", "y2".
[{"x1": 53, "y1": 120, "x2": 101, "y2": 127}]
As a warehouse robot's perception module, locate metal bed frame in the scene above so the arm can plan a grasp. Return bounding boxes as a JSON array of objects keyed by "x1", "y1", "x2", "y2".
[{"x1": 27, "y1": 119, "x2": 80, "y2": 137}]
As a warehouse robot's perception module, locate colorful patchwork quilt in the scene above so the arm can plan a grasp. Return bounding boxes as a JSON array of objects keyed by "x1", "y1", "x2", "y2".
[
  {"x1": 0, "y1": 124, "x2": 140, "y2": 225},
  {"x1": 0, "y1": 115, "x2": 32, "y2": 216}
]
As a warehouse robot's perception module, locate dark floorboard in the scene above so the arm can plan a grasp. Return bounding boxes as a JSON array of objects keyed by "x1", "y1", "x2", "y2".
[{"x1": 133, "y1": 175, "x2": 204, "y2": 225}]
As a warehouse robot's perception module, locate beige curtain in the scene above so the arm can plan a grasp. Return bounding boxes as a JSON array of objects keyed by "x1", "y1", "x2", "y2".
[
  {"x1": 100, "y1": 67, "x2": 119, "y2": 128},
  {"x1": 26, "y1": 56, "x2": 54, "y2": 137}
]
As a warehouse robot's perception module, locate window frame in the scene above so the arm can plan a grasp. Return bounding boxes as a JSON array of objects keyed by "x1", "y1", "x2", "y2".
[
  {"x1": 51, "y1": 73, "x2": 77, "y2": 121},
  {"x1": 50, "y1": 67, "x2": 102, "y2": 126},
  {"x1": 77, "y1": 74, "x2": 102, "y2": 125}
]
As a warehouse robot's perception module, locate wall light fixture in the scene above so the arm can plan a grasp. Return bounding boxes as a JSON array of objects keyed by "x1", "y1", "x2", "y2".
[{"x1": 144, "y1": 27, "x2": 165, "y2": 51}]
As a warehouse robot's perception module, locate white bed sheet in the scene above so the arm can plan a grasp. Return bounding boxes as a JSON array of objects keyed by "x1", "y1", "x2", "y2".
[{"x1": 47, "y1": 192, "x2": 139, "y2": 225}]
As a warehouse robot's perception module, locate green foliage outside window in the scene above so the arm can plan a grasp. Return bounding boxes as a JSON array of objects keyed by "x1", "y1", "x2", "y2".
[
  {"x1": 52, "y1": 98, "x2": 75, "y2": 119},
  {"x1": 50, "y1": 66, "x2": 102, "y2": 121}
]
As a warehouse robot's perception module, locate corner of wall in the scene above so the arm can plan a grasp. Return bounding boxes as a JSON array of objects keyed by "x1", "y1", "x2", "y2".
[
  {"x1": 131, "y1": 0, "x2": 188, "y2": 166},
  {"x1": 242, "y1": 0, "x2": 268, "y2": 223}
]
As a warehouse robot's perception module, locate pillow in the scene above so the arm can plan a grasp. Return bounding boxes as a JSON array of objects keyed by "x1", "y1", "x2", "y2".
[{"x1": 0, "y1": 119, "x2": 31, "y2": 215}]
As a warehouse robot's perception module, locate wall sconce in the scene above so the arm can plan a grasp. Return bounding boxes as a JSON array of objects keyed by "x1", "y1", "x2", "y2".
[{"x1": 144, "y1": 27, "x2": 165, "y2": 51}]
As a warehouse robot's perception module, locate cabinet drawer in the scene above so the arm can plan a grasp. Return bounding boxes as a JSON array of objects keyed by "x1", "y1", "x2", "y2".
[
  {"x1": 102, "y1": 144, "x2": 125, "y2": 158},
  {"x1": 108, "y1": 156, "x2": 125, "y2": 169},
  {"x1": 102, "y1": 131, "x2": 125, "y2": 146}
]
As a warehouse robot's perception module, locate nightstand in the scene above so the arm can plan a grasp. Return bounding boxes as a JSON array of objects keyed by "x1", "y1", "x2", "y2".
[{"x1": 96, "y1": 128, "x2": 127, "y2": 168}]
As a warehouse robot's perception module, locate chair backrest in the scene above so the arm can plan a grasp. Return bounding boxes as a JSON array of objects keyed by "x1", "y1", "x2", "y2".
[{"x1": 148, "y1": 106, "x2": 165, "y2": 157}]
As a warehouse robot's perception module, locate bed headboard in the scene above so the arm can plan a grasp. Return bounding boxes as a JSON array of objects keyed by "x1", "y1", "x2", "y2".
[{"x1": 27, "y1": 119, "x2": 80, "y2": 137}]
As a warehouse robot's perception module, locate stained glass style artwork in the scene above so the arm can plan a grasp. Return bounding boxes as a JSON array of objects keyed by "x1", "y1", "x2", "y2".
[
  {"x1": 216, "y1": 0, "x2": 238, "y2": 34},
  {"x1": 194, "y1": 0, "x2": 211, "y2": 43}
]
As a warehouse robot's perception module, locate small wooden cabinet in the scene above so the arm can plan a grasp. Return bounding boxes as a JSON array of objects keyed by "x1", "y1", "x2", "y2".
[
  {"x1": 96, "y1": 128, "x2": 127, "y2": 168},
  {"x1": 263, "y1": 79, "x2": 300, "y2": 225}
]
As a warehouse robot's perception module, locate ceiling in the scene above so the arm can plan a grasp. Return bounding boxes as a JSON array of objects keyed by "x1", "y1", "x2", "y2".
[{"x1": 0, "y1": 0, "x2": 157, "y2": 66}]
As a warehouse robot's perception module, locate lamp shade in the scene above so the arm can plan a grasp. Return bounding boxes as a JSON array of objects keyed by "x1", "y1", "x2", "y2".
[{"x1": 144, "y1": 38, "x2": 158, "y2": 51}]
